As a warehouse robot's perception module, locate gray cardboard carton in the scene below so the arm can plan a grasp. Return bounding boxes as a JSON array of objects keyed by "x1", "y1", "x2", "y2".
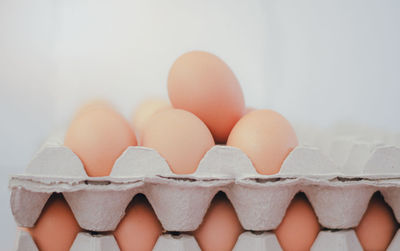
[{"x1": 10, "y1": 126, "x2": 400, "y2": 250}]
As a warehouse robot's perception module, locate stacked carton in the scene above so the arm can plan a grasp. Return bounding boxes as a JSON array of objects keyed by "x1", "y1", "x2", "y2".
[{"x1": 9, "y1": 126, "x2": 400, "y2": 250}]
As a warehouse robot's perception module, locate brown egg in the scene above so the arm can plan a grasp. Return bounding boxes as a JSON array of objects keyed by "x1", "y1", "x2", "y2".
[
  {"x1": 114, "y1": 194, "x2": 163, "y2": 251},
  {"x1": 275, "y1": 193, "x2": 320, "y2": 251},
  {"x1": 355, "y1": 192, "x2": 398, "y2": 251},
  {"x1": 132, "y1": 98, "x2": 171, "y2": 142},
  {"x1": 141, "y1": 109, "x2": 214, "y2": 174},
  {"x1": 65, "y1": 101, "x2": 137, "y2": 176},
  {"x1": 194, "y1": 193, "x2": 243, "y2": 251},
  {"x1": 227, "y1": 109, "x2": 298, "y2": 175},
  {"x1": 27, "y1": 193, "x2": 81, "y2": 251},
  {"x1": 168, "y1": 51, "x2": 245, "y2": 144}
]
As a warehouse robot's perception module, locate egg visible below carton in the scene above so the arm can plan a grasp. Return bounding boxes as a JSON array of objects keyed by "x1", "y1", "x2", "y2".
[
  {"x1": 26, "y1": 193, "x2": 81, "y2": 251},
  {"x1": 114, "y1": 194, "x2": 163, "y2": 251},
  {"x1": 141, "y1": 108, "x2": 215, "y2": 174},
  {"x1": 168, "y1": 51, "x2": 245, "y2": 144},
  {"x1": 227, "y1": 109, "x2": 298, "y2": 175},
  {"x1": 275, "y1": 193, "x2": 320, "y2": 251},
  {"x1": 194, "y1": 192, "x2": 244, "y2": 251},
  {"x1": 356, "y1": 192, "x2": 399, "y2": 251},
  {"x1": 64, "y1": 101, "x2": 137, "y2": 177}
]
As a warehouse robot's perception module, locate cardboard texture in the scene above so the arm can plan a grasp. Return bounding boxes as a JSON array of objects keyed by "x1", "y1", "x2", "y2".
[
  {"x1": 70, "y1": 233, "x2": 120, "y2": 251},
  {"x1": 153, "y1": 234, "x2": 201, "y2": 251},
  {"x1": 310, "y1": 230, "x2": 362, "y2": 251},
  {"x1": 14, "y1": 229, "x2": 38, "y2": 251},
  {"x1": 233, "y1": 232, "x2": 281, "y2": 250},
  {"x1": 9, "y1": 126, "x2": 400, "y2": 250}
]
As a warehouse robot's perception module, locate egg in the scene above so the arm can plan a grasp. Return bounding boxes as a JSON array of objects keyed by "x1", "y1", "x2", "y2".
[
  {"x1": 167, "y1": 51, "x2": 245, "y2": 143},
  {"x1": 275, "y1": 193, "x2": 320, "y2": 251},
  {"x1": 73, "y1": 99, "x2": 113, "y2": 118},
  {"x1": 227, "y1": 109, "x2": 298, "y2": 175},
  {"x1": 244, "y1": 107, "x2": 255, "y2": 114},
  {"x1": 141, "y1": 109, "x2": 214, "y2": 174},
  {"x1": 194, "y1": 192, "x2": 243, "y2": 251},
  {"x1": 132, "y1": 98, "x2": 171, "y2": 142},
  {"x1": 64, "y1": 101, "x2": 137, "y2": 176},
  {"x1": 114, "y1": 194, "x2": 163, "y2": 251},
  {"x1": 27, "y1": 193, "x2": 81, "y2": 251},
  {"x1": 355, "y1": 192, "x2": 398, "y2": 251}
]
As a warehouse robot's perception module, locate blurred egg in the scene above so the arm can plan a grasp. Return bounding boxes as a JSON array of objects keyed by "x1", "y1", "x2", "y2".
[
  {"x1": 275, "y1": 193, "x2": 320, "y2": 251},
  {"x1": 355, "y1": 193, "x2": 398, "y2": 251},
  {"x1": 27, "y1": 193, "x2": 81, "y2": 251},
  {"x1": 194, "y1": 192, "x2": 243, "y2": 251},
  {"x1": 114, "y1": 194, "x2": 163, "y2": 251},
  {"x1": 65, "y1": 101, "x2": 137, "y2": 176},
  {"x1": 73, "y1": 99, "x2": 113, "y2": 118},
  {"x1": 168, "y1": 51, "x2": 245, "y2": 143},
  {"x1": 244, "y1": 107, "x2": 255, "y2": 114},
  {"x1": 141, "y1": 109, "x2": 214, "y2": 174},
  {"x1": 227, "y1": 109, "x2": 298, "y2": 175},
  {"x1": 132, "y1": 98, "x2": 171, "y2": 142}
]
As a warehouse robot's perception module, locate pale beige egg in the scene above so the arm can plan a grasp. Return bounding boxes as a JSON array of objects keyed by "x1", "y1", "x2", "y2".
[
  {"x1": 141, "y1": 109, "x2": 214, "y2": 174},
  {"x1": 168, "y1": 51, "x2": 245, "y2": 144},
  {"x1": 227, "y1": 109, "x2": 298, "y2": 175},
  {"x1": 65, "y1": 101, "x2": 137, "y2": 176}
]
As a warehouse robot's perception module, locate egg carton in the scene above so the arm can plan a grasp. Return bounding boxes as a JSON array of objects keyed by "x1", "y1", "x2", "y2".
[
  {"x1": 234, "y1": 230, "x2": 366, "y2": 251},
  {"x1": 14, "y1": 229, "x2": 202, "y2": 251},
  {"x1": 13, "y1": 230, "x2": 278, "y2": 251},
  {"x1": 9, "y1": 127, "x2": 400, "y2": 249},
  {"x1": 14, "y1": 229, "x2": 400, "y2": 251},
  {"x1": 232, "y1": 229, "x2": 400, "y2": 251},
  {"x1": 9, "y1": 137, "x2": 400, "y2": 231}
]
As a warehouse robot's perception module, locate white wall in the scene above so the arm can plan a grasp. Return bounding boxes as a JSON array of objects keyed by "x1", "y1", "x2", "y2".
[
  {"x1": 265, "y1": 0, "x2": 400, "y2": 130},
  {"x1": 1, "y1": 0, "x2": 400, "y2": 249}
]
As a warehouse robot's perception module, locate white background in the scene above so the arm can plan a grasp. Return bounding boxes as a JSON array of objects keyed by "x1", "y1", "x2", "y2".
[{"x1": 1, "y1": 0, "x2": 400, "y2": 249}]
